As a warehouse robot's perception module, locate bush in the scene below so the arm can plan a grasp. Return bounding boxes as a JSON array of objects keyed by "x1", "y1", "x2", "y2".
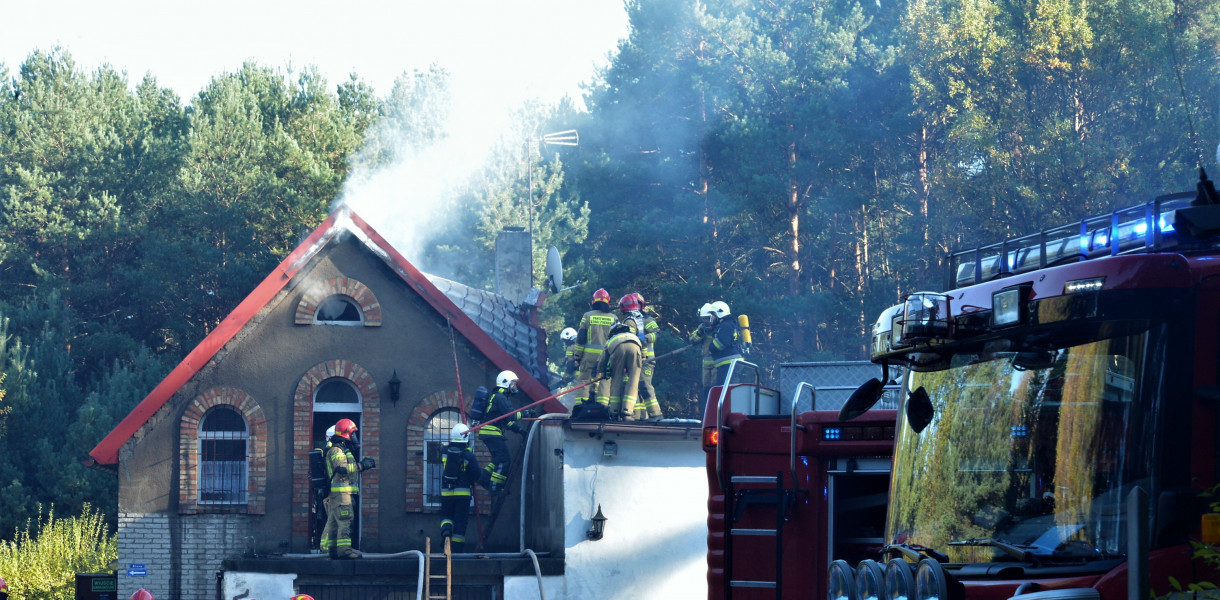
[{"x1": 0, "y1": 504, "x2": 116, "y2": 600}]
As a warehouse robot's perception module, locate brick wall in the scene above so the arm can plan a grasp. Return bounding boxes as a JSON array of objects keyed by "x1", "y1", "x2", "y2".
[
  {"x1": 118, "y1": 512, "x2": 255, "y2": 600},
  {"x1": 293, "y1": 277, "x2": 382, "y2": 326},
  {"x1": 117, "y1": 512, "x2": 172, "y2": 600},
  {"x1": 178, "y1": 387, "x2": 268, "y2": 515}
]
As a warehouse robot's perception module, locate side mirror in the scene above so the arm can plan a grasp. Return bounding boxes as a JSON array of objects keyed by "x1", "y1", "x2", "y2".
[
  {"x1": 840, "y1": 363, "x2": 891, "y2": 422},
  {"x1": 840, "y1": 379, "x2": 884, "y2": 422},
  {"x1": 906, "y1": 386, "x2": 934, "y2": 433}
]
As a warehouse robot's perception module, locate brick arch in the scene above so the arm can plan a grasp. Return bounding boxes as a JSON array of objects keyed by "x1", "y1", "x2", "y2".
[
  {"x1": 406, "y1": 390, "x2": 492, "y2": 514},
  {"x1": 294, "y1": 277, "x2": 382, "y2": 326},
  {"x1": 179, "y1": 387, "x2": 268, "y2": 514},
  {"x1": 291, "y1": 360, "x2": 381, "y2": 546}
]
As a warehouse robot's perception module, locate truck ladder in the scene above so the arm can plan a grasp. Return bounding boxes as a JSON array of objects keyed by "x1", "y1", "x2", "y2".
[
  {"x1": 724, "y1": 471, "x2": 794, "y2": 599},
  {"x1": 425, "y1": 536, "x2": 452, "y2": 600}
]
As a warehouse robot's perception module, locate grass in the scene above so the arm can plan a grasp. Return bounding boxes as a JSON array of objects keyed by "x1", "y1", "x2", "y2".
[{"x1": 0, "y1": 504, "x2": 117, "y2": 600}]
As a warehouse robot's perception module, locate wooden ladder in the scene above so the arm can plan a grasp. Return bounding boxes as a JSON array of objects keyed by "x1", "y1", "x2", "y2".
[{"x1": 425, "y1": 536, "x2": 452, "y2": 600}]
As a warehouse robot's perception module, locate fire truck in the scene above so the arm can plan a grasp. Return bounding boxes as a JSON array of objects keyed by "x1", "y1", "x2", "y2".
[
  {"x1": 703, "y1": 361, "x2": 901, "y2": 599},
  {"x1": 826, "y1": 173, "x2": 1220, "y2": 599}
]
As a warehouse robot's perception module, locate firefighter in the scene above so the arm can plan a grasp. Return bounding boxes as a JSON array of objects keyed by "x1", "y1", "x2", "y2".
[
  {"x1": 708, "y1": 301, "x2": 743, "y2": 385},
  {"x1": 474, "y1": 370, "x2": 525, "y2": 495},
  {"x1": 439, "y1": 423, "x2": 480, "y2": 552},
  {"x1": 569, "y1": 288, "x2": 616, "y2": 407},
  {"x1": 630, "y1": 292, "x2": 662, "y2": 421},
  {"x1": 291, "y1": 595, "x2": 315, "y2": 600},
  {"x1": 597, "y1": 321, "x2": 644, "y2": 420},
  {"x1": 690, "y1": 303, "x2": 718, "y2": 397},
  {"x1": 130, "y1": 590, "x2": 153, "y2": 600},
  {"x1": 0, "y1": 576, "x2": 7, "y2": 600},
  {"x1": 322, "y1": 418, "x2": 375, "y2": 559},
  {"x1": 559, "y1": 327, "x2": 579, "y2": 383}
]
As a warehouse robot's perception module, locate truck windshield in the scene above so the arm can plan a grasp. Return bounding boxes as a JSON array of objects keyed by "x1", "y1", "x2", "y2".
[{"x1": 886, "y1": 327, "x2": 1164, "y2": 564}]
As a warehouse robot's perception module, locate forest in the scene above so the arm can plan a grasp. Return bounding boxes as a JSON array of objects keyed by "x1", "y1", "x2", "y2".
[{"x1": 0, "y1": 0, "x2": 1215, "y2": 536}]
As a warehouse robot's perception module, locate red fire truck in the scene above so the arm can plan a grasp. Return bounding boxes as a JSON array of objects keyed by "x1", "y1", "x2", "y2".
[
  {"x1": 828, "y1": 174, "x2": 1220, "y2": 599},
  {"x1": 703, "y1": 361, "x2": 900, "y2": 599}
]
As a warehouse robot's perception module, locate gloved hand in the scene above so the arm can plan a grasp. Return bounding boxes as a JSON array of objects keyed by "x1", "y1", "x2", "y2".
[
  {"x1": 510, "y1": 424, "x2": 526, "y2": 435},
  {"x1": 563, "y1": 359, "x2": 577, "y2": 376},
  {"x1": 360, "y1": 457, "x2": 376, "y2": 470},
  {"x1": 334, "y1": 465, "x2": 349, "y2": 475}
]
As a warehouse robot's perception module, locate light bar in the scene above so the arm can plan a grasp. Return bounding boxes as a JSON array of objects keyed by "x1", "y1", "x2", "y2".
[
  {"x1": 1065, "y1": 277, "x2": 1105, "y2": 294},
  {"x1": 901, "y1": 292, "x2": 951, "y2": 342},
  {"x1": 952, "y1": 194, "x2": 1194, "y2": 287}
]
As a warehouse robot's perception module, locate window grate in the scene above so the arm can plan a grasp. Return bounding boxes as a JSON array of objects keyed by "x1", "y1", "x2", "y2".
[{"x1": 199, "y1": 407, "x2": 249, "y2": 507}]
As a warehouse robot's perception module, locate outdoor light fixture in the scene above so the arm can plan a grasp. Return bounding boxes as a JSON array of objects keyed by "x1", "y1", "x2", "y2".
[
  {"x1": 388, "y1": 370, "x2": 401, "y2": 405},
  {"x1": 603, "y1": 441, "x2": 618, "y2": 458},
  {"x1": 587, "y1": 505, "x2": 607, "y2": 541}
]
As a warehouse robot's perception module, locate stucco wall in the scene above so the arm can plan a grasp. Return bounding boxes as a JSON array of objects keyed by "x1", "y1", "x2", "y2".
[
  {"x1": 504, "y1": 428, "x2": 708, "y2": 599},
  {"x1": 117, "y1": 234, "x2": 532, "y2": 596}
]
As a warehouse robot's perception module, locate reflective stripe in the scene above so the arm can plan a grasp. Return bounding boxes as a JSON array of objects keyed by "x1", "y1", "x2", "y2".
[
  {"x1": 442, "y1": 488, "x2": 472, "y2": 496},
  {"x1": 713, "y1": 354, "x2": 743, "y2": 368}
]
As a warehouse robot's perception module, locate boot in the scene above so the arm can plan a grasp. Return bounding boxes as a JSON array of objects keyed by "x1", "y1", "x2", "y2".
[{"x1": 338, "y1": 548, "x2": 362, "y2": 559}]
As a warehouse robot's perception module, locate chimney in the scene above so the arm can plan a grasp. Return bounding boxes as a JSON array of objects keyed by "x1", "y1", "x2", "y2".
[{"x1": 495, "y1": 228, "x2": 532, "y2": 305}]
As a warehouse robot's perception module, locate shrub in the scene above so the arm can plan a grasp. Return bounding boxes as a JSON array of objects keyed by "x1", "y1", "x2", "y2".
[{"x1": 0, "y1": 504, "x2": 117, "y2": 600}]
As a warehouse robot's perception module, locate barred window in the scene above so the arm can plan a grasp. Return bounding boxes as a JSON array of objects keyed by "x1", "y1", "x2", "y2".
[
  {"x1": 315, "y1": 295, "x2": 362, "y2": 325},
  {"x1": 424, "y1": 408, "x2": 464, "y2": 508},
  {"x1": 199, "y1": 406, "x2": 248, "y2": 505}
]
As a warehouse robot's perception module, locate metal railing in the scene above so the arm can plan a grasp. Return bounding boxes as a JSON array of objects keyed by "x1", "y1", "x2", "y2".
[
  {"x1": 789, "y1": 382, "x2": 813, "y2": 493},
  {"x1": 714, "y1": 359, "x2": 762, "y2": 492}
]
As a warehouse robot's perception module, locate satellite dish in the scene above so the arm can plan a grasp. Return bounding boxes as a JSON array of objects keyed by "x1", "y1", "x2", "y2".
[{"x1": 545, "y1": 246, "x2": 563, "y2": 294}]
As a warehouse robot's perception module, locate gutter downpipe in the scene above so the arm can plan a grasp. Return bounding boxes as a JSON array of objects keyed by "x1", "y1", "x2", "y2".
[{"x1": 517, "y1": 413, "x2": 569, "y2": 599}]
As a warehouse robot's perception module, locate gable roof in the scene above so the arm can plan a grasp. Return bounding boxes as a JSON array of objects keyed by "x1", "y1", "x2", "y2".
[{"x1": 88, "y1": 207, "x2": 562, "y2": 468}]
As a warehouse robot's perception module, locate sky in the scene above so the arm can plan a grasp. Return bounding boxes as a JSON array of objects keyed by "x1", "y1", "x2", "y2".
[
  {"x1": 0, "y1": 0, "x2": 632, "y2": 267},
  {"x1": 0, "y1": 0, "x2": 629, "y2": 108}
]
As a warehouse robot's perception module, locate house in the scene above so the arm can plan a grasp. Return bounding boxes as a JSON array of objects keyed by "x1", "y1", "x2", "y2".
[{"x1": 87, "y1": 206, "x2": 568, "y2": 600}]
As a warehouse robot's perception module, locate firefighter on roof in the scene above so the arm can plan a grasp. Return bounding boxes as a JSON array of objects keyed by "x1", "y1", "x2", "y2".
[
  {"x1": 708, "y1": 301, "x2": 743, "y2": 385},
  {"x1": 440, "y1": 423, "x2": 480, "y2": 552},
  {"x1": 474, "y1": 370, "x2": 525, "y2": 495},
  {"x1": 569, "y1": 288, "x2": 616, "y2": 407},
  {"x1": 629, "y1": 292, "x2": 663, "y2": 421},
  {"x1": 598, "y1": 321, "x2": 644, "y2": 420},
  {"x1": 322, "y1": 418, "x2": 375, "y2": 559},
  {"x1": 690, "y1": 303, "x2": 718, "y2": 395}
]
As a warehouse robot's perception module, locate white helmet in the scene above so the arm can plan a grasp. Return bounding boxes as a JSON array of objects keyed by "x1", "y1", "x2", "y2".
[
  {"x1": 711, "y1": 301, "x2": 731, "y2": 318},
  {"x1": 326, "y1": 425, "x2": 336, "y2": 438},
  {"x1": 496, "y1": 370, "x2": 519, "y2": 389},
  {"x1": 699, "y1": 303, "x2": 715, "y2": 318},
  {"x1": 450, "y1": 423, "x2": 471, "y2": 444},
  {"x1": 560, "y1": 327, "x2": 578, "y2": 342}
]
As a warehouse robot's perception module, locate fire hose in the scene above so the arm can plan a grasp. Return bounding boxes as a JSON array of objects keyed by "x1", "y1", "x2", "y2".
[{"x1": 466, "y1": 376, "x2": 605, "y2": 435}]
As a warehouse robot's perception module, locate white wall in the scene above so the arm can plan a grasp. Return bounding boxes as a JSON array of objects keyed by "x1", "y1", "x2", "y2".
[{"x1": 507, "y1": 430, "x2": 708, "y2": 599}]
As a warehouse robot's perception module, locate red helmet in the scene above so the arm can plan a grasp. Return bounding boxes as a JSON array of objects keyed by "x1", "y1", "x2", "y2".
[
  {"x1": 618, "y1": 294, "x2": 640, "y2": 313},
  {"x1": 131, "y1": 590, "x2": 154, "y2": 600},
  {"x1": 592, "y1": 288, "x2": 611, "y2": 306},
  {"x1": 0, "y1": 576, "x2": 7, "y2": 592},
  {"x1": 334, "y1": 418, "x2": 357, "y2": 439},
  {"x1": 291, "y1": 595, "x2": 315, "y2": 600},
  {"x1": 632, "y1": 292, "x2": 646, "y2": 309}
]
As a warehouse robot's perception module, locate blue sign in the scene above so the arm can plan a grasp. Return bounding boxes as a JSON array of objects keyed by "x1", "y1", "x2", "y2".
[
  {"x1": 128, "y1": 564, "x2": 145, "y2": 570},
  {"x1": 126, "y1": 569, "x2": 147, "y2": 577}
]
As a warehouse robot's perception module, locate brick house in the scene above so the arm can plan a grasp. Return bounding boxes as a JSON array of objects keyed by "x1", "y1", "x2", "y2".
[{"x1": 87, "y1": 206, "x2": 568, "y2": 600}]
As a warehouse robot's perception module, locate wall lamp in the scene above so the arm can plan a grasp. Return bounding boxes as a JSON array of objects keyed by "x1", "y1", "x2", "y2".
[
  {"x1": 587, "y1": 505, "x2": 607, "y2": 541},
  {"x1": 388, "y1": 370, "x2": 402, "y2": 405}
]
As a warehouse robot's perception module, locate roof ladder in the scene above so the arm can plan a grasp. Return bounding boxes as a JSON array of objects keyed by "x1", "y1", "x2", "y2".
[
  {"x1": 425, "y1": 536, "x2": 452, "y2": 600},
  {"x1": 724, "y1": 472, "x2": 793, "y2": 599}
]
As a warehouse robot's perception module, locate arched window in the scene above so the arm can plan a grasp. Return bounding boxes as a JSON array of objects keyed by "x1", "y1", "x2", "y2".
[
  {"x1": 199, "y1": 406, "x2": 248, "y2": 505},
  {"x1": 315, "y1": 295, "x2": 363, "y2": 325},
  {"x1": 424, "y1": 408, "x2": 464, "y2": 508},
  {"x1": 314, "y1": 377, "x2": 361, "y2": 413}
]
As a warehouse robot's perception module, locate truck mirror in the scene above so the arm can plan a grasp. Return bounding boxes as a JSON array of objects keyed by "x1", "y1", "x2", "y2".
[
  {"x1": 907, "y1": 386, "x2": 933, "y2": 433},
  {"x1": 840, "y1": 378, "x2": 883, "y2": 422}
]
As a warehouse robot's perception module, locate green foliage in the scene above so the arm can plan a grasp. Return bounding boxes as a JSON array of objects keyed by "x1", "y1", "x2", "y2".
[{"x1": 0, "y1": 505, "x2": 116, "y2": 600}]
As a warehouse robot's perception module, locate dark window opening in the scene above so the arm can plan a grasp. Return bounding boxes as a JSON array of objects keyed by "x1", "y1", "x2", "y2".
[
  {"x1": 316, "y1": 296, "x2": 362, "y2": 323},
  {"x1": 316, "y1": 378, "x2": 359, "y2": 404},
  {"x1": 199, "y1": 406, "x2": 249, "y2": 506}
]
